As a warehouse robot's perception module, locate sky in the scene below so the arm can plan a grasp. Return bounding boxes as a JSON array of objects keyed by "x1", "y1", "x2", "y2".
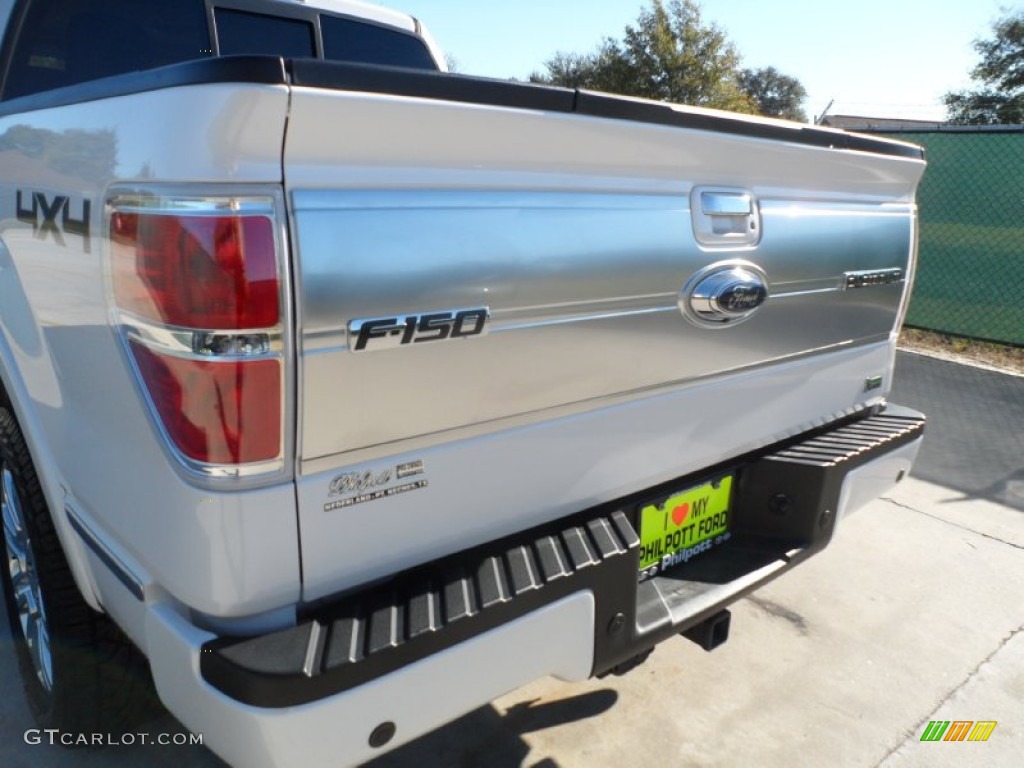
[{"x1": 394, "y1": 0, "x2": 1013, "y2": 122}]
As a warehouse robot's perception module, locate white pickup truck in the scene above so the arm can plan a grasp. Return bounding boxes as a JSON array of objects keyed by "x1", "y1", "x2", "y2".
[{"x1": 0, "y1": 0, "x2": 926, "y2": 765}]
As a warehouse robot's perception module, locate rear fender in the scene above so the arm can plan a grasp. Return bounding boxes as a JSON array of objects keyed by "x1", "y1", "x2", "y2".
[{"x1": 0, "y1": 236, "x2": 103, "y2": 612}]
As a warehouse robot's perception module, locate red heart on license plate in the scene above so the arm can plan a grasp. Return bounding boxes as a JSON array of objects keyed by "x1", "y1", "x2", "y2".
[{"x1": 672, "y1": 503, "x2": 689, "y2": 526}]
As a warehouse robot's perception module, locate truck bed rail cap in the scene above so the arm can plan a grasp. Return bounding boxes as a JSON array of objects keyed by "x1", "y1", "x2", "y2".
[
  {"x1": 0, "y1": 54, "x2": 923, "y2": 161},
  {"x1": 0, "y1": 56, "x2": 288, "y2": 118},
  {"x1": 288, "y1": 59, "x2": 924, "y2": 161}
]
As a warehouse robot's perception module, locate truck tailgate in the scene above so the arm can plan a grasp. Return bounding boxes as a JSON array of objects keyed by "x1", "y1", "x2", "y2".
[{"x1": 282, "y1": 66, "x2": 925, "y2": 598}]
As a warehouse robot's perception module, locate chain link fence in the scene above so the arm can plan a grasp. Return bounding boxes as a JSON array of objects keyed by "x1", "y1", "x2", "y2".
[{"x1": 861, "y1": 127, "x2": 1024, "y2": 347}]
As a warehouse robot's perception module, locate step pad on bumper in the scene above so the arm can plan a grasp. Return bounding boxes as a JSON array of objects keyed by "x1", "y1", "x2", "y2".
[
  {"x1": 200, "y1": 405, "x2": 925, "y2": 708},
  {"x1": 201, "y1": 514, "x2": 640, "y2": 707},
  {"x1": 770, "y1": 411, "x2": 925, "y2": 466}
]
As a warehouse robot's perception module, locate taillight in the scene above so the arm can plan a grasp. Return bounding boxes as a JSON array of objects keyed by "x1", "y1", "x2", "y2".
[
  {"x1": 108, "y1": 193, "x2": 285, "y2": 473},
  {"x1": 130, "y1": 344, "x2": 281, "y2": 464},
  {"x1": 111, "y1": 213, "x2": 279, "y2": 329}
]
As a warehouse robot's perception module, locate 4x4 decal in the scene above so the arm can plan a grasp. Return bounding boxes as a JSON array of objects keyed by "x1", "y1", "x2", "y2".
[{"x1": 16, "y1": 190, "x2": 91, "y2": 250}]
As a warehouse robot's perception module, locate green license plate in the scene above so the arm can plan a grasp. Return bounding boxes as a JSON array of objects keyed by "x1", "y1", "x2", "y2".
[{"x1": 638, "y1": 475, "x2": 733, "y2": 575}]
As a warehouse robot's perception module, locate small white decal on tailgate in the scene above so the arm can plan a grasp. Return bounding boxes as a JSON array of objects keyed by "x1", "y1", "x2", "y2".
[
  {"x1": 329, "y1": 469, "x2": 393, "y2": 497},
  {"x1": 324, "y1": 481, "x2": 428, "y2": 512},
  {"x1": 325, "y1": 460, "x2": 429, "y2": 512},
  {"x1": 396, "y1": 460, "x2": 425, "y2": 479}
]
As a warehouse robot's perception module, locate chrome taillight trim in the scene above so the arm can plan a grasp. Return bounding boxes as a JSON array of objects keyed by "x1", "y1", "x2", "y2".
[
  {"x1": 104, "y1": 185, "x2": 295, "y2": 488},
  {"x1": 119, "y1": 313, "x2": 284, "y2": 360},
  {"x1": 105, "y1": 194, "x2": 276, "y2": 216}
]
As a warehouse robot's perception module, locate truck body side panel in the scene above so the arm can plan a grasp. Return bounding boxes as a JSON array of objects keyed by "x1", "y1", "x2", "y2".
[{"x1": 0, "y1": 84, "x2": 300, "y2": 617}]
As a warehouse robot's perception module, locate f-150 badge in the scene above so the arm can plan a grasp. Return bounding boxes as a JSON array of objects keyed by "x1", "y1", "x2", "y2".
[{"x1": 348, "y1": 307, "x2": 489, "y2": 352}]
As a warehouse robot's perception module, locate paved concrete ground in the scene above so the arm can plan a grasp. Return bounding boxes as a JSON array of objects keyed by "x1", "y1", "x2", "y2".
[
  {"x1": 888, "y1": 351, "x2": 1024, "y2": 512},
  {"x1": 1, "y1": 351, "x2": 1021, "y2": 767},
  {"x1": 371, "y1": 479, "x2": 1024, "y2": 768}
]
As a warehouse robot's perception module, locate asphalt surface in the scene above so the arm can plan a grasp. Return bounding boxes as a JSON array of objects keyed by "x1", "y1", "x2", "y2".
[
  {"x1": 1, "y1": 350, "x2": 1021, "y2": 767},
  {"x1": 888, "y1": 352, "x2": 1024, "y2": 512}
]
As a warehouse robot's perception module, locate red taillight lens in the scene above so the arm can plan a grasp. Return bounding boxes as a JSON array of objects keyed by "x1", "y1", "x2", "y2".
[
  {"x1": 130, "y1": 342, "x2": 281, "y2": 464},
  {"x1": 111, "y1": 213, "x2": 279, "y2": 329},
  {"x1": 110, "y1": 195, "x2": 285, "y2": 471}
]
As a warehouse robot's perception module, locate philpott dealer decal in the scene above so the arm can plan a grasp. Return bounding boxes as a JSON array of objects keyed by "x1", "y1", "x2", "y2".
[{"x1": 324, "y1": 460, "x2": 428, "y2": 511}]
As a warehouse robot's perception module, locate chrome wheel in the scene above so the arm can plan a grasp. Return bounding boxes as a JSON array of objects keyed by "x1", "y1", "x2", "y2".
[{"x1": 2, "y1": 467, "x2": 53, "y2": 691}]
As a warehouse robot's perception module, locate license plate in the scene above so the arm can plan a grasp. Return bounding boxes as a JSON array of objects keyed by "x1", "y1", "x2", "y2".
[{"x1": 638, "y1": 475, "x2": 733, "y2": 576}]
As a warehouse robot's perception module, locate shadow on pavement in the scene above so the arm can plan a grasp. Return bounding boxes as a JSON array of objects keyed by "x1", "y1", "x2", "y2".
[
  {"x1": 890, "y1": 351, "x2": 1024, "y2": 511},
  {"x1": 365, "y1": 689, "x2": 618, "y2": 768}
]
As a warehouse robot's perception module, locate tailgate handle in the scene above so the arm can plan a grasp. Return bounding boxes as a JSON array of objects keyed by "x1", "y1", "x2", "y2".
[
  {"x1": 691, "y1": 187, "x2": 761, "y2": 247},
  {"x1": 701, "y1": 191, "x2": 752, "y2": 216}
]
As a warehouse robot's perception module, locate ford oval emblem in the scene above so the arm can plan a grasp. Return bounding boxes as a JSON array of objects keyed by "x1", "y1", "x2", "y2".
[{"x1": 679, "y1": 262, "x2": 769, "y2": 328}]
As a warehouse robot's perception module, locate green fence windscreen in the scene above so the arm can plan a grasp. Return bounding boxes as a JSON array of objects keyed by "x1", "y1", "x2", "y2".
[{"x1": 870, "y1": 129, "x2": 1024, "y2": 346}]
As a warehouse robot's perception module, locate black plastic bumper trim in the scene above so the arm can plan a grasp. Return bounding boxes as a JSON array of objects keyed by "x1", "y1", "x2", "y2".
[
  {"x1": 65, "y1": 506, "x2": 144, "y2": 601},
  {"x1": 200, "y1": 404, "x2": 925, "y2": 708},
  {"x1": 202, "y1": 511, "x2": 639, "y2": 707}
]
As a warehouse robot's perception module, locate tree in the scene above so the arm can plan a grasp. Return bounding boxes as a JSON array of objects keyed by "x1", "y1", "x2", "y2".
[
  {"x1": 943, "y1": 10, "x2": 1024, "y2": 125},
  {"x1": 535, "y1": 47, "x2": 631, "y2": 91},
  {"x1": 738, "y1": 67, "x2": 807, "y2": 121},
  {"x1": 532, "y1": 0, "x2": 756, "y2": 114}
]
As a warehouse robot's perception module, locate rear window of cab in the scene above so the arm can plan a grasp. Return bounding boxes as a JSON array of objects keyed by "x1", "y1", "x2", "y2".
[{"x1": 2, "y1": 0, "x2": 438, "y2": 100}]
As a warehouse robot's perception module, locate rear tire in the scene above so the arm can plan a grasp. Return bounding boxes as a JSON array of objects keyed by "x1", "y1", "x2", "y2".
[{"x1": 0, "y1": 407, "x2": 159, "y2": 736}]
